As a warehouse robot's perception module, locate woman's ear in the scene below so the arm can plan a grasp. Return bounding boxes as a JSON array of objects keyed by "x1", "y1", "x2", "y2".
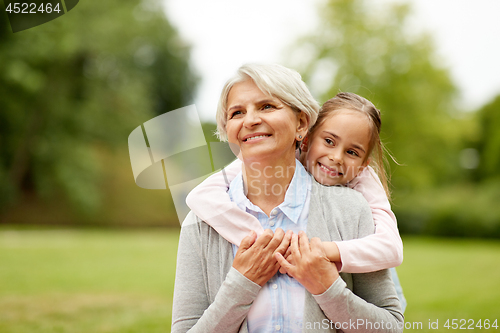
[{"x1": 296, "y1": 112, "x2": 309, "y2": 139}]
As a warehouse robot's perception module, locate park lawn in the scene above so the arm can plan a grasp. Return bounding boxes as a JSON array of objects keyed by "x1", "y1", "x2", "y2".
[
  {"x1": 1, "y1": 228, "x2": 499, "y2": 332},
  {"x1": 399, "y1": 236, "x2": 500, "y2": 330},
  {"x1": 0, "y1": 228, "x2": 179, "y2": 333}
]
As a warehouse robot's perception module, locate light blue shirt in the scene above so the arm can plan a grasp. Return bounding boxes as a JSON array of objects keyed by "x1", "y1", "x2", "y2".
[{"x1": 228, "y1": 159, "x2": 312, "y2": 333}]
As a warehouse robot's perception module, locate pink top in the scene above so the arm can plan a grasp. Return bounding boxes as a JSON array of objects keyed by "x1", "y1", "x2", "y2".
[{"x1": 185, "y1": 159, "x2": 403, "y2": 273}]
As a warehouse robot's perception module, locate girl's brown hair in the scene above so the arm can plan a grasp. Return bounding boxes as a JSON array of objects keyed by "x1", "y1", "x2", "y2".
[{"x1": 308, "y1": 92, "x2": 393, "y2": 198}]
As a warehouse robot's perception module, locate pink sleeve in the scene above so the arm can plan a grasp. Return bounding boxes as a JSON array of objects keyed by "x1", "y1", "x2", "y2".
[
  {"x1": 185, "y1": 159, "x2": 264, "y2": 246},
  {"x1": 335, "y1": 166, "x2": 403, "y2": 273}
]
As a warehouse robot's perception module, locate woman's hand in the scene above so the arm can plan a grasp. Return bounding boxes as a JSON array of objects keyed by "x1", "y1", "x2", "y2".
[
  {"x1": 233, "y1": 228, "x2": 292, "y2": 286},
  {"x1": 275, "y1": 231, "x2": 339, "y2": 295},
  {"x1": 278, "y1": 246, "x2": 294, "y2": 274}
]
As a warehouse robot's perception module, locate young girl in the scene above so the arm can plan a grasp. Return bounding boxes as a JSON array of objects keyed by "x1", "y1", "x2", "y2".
[{"x1": 186, "y1": 92, "x2": 405, "y2": 309}]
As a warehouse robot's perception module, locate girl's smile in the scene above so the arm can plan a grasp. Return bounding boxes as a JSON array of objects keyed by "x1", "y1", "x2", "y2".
[{"x1": 318, "y1": 162, "x2": 342, "y2": 177}]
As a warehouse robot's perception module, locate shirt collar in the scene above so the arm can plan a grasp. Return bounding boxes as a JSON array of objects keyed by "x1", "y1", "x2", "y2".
[{"x1": 228, "y1": 159, "x2": 311, "y2": 224}]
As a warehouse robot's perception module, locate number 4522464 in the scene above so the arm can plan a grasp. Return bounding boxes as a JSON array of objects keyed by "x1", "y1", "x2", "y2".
[
  {"x1": 6, "y1": 3, "x2": 61, "y2": 14},
  {"x1": 444, "y1": 319, "x2": 498, "y2": 330}
]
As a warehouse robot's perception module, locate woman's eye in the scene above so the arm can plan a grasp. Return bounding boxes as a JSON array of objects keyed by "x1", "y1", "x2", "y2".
[
  {"x1": 262, "y1": 104, "x2": 275, "y2": 110},
  {"x1": 229, "y1": 111, "x2": 242, "y2": 119}
]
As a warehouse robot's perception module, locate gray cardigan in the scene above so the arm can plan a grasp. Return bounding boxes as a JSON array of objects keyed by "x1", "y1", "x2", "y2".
[{"x1": 172, "y1": 180, "x2": 404, "y2": 333}]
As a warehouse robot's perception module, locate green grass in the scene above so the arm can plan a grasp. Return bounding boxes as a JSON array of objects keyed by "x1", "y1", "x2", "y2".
[
  {"x1": 1, "y1": 229, "x2": 499, "y2": 332},
  {"x1": 0, "y1": 228, "x2": 179, "y2": 333},
  {"x1": 399, "y1": 237, "x2": 500, "y2": 331}
]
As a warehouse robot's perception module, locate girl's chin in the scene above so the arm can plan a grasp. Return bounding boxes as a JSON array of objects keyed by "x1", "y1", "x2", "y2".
[{"x1": 313, "y1": 172, "x2": 346, "y2": 186}]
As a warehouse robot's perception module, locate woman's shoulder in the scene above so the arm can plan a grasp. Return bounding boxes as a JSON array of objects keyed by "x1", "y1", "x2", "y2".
[
  {"x1": 181, "y1": 211, "x2": 220, "y2": 235},
  {"x1": 179, "y1": 211, "x2": 233, "y2": 259},
  {"x1": 182, "y1": 211, "x2": 235, "y2": 244},
  {"x1": 179, "y1": 212, "x2": 220, "y2": 245}
]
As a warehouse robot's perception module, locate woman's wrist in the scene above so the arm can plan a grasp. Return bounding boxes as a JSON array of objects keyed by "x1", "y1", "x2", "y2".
[
  {"x1": 311, "y1": 274, "x2": 340, "y2": 296},
  {"x1": 308, "y1": 271, "x2": 339, "y2": 295}
]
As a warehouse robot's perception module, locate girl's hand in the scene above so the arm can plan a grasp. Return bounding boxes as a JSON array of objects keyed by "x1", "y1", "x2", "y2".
[
  {"x1": 233, "y1": 228, "x2": 292, "y2": 286},
  {"x1": 322, "y1": 241, "x2": 341, "y2": 263},
  {"x1": 275, "y1": 231, "x2": 339, "y2": 295},
  {"x1": 281, "y1": 241, "x2": 340, "y2": 274}
]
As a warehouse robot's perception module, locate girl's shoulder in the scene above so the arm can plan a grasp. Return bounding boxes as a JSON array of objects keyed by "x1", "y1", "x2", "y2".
[{"x1": 348, "y1": 166, "x2": 380, "y2": 188}]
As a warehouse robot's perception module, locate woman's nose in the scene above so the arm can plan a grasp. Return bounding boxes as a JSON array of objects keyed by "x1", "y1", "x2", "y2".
[{"x1": 243, "y1": 109, "x2": 262, "y2": 127}]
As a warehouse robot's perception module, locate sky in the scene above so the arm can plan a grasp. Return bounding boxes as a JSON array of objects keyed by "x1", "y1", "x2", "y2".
[{"x1": 163, "y1": 0, "x2": 500, "y2": 121}]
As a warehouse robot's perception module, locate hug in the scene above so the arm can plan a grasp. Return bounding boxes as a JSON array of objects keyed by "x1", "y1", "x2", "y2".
[{"x1": 172, "y1": 63, "x2": 405, "y2": 332}]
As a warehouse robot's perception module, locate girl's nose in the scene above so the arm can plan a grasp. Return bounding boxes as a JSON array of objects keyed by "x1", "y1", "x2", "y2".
[{"x1": 328, "y1": 150, "x2": 343, "y2": 164}]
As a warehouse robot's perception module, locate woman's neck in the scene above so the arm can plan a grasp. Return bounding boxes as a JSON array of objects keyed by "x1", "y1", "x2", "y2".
[{"x1": 242, "y1": 155, "x2": 296, "y2": 216}]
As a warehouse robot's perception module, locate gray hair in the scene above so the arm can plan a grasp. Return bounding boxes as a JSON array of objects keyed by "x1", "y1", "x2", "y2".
[{"x1": 215, "y1": 63, "x2": 319, "y2": 141}]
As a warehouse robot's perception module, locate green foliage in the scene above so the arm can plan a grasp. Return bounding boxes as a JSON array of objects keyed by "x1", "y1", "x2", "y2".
[
  {"x1": 287, "y1": 0, "x2": 463, "y2": 191},
  {"x1": 0, "y1": 0, "x2": 197, "y2": 215},
  {"x1": 1, "y1": 148, "x2": 180, "y2": 227},
  {"x1": 474, "y1": 95, "x2": 500, "y2": 180},
  {"x1": 394, "y1": 179, "x2": 500, "y2": 238},
  {"x1": 201, "y1": 122, "x2": 219, "y2": 142}
]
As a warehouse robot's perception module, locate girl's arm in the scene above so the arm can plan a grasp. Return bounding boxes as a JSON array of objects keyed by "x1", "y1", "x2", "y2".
[
  {"x1": 185, "y1": 158, "x2": 264, "y2": 246},
  {"x1": 327, "y1": 166, "x2": 403, "y2": 273}
]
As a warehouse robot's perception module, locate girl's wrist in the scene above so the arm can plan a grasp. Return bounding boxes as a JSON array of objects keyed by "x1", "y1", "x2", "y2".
[{"x1": 323, "y1": 241, "x2": 341, "y2": 263}]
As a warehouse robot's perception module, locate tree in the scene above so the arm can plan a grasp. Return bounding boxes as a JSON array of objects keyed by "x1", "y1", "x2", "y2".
[
  {"x1": 473, "y1": 94, "x2": 500, "y2": 181},
  {"x1": 0, "y1": 0, "x2": 197, "y2": 215},
  {"x1": 287, "y1": 0, "x2": 463, "y2": 193}
]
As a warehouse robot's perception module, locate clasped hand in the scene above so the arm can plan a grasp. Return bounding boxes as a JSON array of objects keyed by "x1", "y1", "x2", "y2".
[{"x1": 232, "y1": 229, "x2": 339, "y2": 295}]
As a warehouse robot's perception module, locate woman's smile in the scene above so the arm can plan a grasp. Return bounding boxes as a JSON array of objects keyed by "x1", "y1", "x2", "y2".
[{"x1": 242, "y1": 133, "x2": 272, "y2": 143}]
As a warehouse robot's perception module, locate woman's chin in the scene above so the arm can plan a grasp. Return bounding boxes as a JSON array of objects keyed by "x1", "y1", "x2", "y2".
[
  {"x1": 241, "y1": 152, "x2": 276, "y2": 165},
  {"x1": 240, "y1": 146, "x2": 291, "y2": 164}
]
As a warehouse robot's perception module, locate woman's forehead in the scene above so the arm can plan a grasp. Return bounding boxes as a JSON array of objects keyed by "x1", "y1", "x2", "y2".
[{"x1": 227, "y1": 80, "x2": 276, "y2": 105}]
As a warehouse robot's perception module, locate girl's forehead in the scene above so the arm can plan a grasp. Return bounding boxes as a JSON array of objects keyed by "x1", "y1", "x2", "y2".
[{"x1": 320, "y1": 110, "x2": 370, "y2": 128}]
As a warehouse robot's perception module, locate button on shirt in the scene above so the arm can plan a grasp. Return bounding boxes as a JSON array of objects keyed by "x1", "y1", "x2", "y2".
[{"x1": 228, "y1": 160, "x2": 311, "y2": 333}]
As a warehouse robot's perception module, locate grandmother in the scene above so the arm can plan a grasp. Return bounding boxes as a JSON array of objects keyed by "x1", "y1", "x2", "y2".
[{"x1": 171, "y1": 64, "x2": 403, "y2": 333}]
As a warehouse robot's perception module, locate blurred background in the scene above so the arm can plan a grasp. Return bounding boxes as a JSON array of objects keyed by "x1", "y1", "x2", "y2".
[{"x1": 1, "y1": 0, "x2": 499, "y2": 332}]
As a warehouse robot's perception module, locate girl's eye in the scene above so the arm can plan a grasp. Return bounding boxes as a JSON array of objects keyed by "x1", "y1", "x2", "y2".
[
  {"x1": 325, "y1": 138, "x2": 335, "y2": 146},
  {"x1": 347, "y1": 150, "x2": 359, "y2": 157}
]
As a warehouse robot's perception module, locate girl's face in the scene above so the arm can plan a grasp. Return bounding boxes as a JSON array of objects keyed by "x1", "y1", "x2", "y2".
[
  {"x1": 302, "y1": 111, "x2": 371, "y2": 186},
  {"x1": 225, "y1": 79, "x2": 308, "y2": 165}
]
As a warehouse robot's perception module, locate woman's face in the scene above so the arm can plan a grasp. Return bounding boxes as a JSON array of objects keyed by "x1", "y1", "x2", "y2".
[{"x1": 225, "y1": 79, "x2": 307, "y2": 165}]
